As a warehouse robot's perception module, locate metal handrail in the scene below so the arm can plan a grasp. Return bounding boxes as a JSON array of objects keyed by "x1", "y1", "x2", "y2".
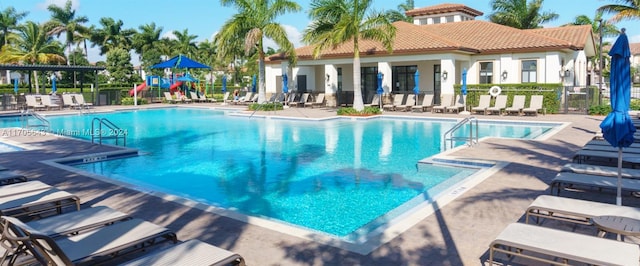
[
  {"x1": 91, "y1": 117, "x2": 126, "y2": 146},
  {"x1": 20, "y1": 110, "x2": 50, "y2": 132},
  {"x1": 442, "y1": 116, "x2": 478, "y2": 151}
]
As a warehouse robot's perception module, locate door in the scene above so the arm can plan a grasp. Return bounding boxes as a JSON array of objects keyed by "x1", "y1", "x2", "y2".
[
  {"x1": 296, "y1": 75, "x2": 307, "y2": 93},
  {"x1": 434, "y1": 65, "x2": 442, "y2": 105}
]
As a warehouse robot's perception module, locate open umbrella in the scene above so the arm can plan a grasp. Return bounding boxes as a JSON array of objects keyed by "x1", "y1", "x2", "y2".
[
  {"x1": 599, "y1": 28, "x2": 636, "y2": 206},
  {"x1": 413, "y1": 70, "x2": 420, "y2": 105},
  {"x1": 252, "y1": 74, "x2": 257, "y2": 93},
  {"x1": 377, "y1": 72, "x2": 384, "y2": 109}
]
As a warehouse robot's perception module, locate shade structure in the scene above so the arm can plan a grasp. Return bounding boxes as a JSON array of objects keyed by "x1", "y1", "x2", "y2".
[
  {"x1": 176, "y1": 73, "x2": 198, "y2": 82},
  {"x1": 252, "y1": 74, "x2": 257, "y2": 93},
  {"x1": 51, "y1": 75, "x2": 56, "y2": 93},
  {"x1": 282, "y1": 73, "x2": 288, "y2": 93},
  {"x1": 221, "y1": 76, "x2": 227, "y2": 93},
  {"x1": 150, "y1": 55, "x2": 211, "y2": 69},
  {"x1": 413, "y1": 70, "x2": 420, "y2": 95},
  {"x1": 13, "y1": 78, "x2": 18, "y2": 94},
  {"x1": 599, "y1": 29, "x2": 636, "y2": 206}
]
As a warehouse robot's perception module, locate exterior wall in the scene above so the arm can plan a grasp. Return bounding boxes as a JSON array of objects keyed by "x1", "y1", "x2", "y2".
[
  {"x1": 265, "y1": 64, "x2": 282, "y2": 93},
  {"x1": 292, "y1": 66, "x2": 316, "y2": 93}
]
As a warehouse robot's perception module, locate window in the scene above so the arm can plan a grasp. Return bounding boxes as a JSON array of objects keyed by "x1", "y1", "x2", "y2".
[
  {"x1": 446, "y1": 16, "x2": 454, "y2": 23},
  {"x1": 521, "y1": 60, "x2": 537, "y2": 83},
  {"x1": 433, "y1": 17, "x2": 441, "y2": 24},
  {"x1": 392, "y1": 65, "x2": 418, "y2": 93},
  {"x1": 479, "y1": 62, "x2": 493, "y2": 84}
]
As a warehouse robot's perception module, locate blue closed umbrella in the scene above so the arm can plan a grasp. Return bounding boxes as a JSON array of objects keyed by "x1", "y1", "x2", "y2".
[
  {"x1": 413, "y1": 70, "x2": 420, "y2": 95},
  {"x1": 13, "y1": 77, "x2": 18, "y2": 94},
  {"x1": 221, "y1": 75, "x2": 227, "y2": 93},
  {"x1": 252, "y1": 74, "x2": 257, "y2": 93},
  {"x1": 377, "y1": 72, "x2": 383, "y2": 109},
  {"x1": 599, "y1": 28, "x2": 636, "y2": 206},
  {"x1": 282, "y1": 73, "x2": 288, "y2": 93},
  {"x1": 51, "y1": 75, "x2": 57, "y2": 94},
  {"x1": 461, "y1": 68, "x2": 468, "y2": 112}
]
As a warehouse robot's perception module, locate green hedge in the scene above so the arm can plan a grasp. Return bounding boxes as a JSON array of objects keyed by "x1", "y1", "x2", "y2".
[{"x1": 454, "y1": 83, "x2": 569, "y2": 114}]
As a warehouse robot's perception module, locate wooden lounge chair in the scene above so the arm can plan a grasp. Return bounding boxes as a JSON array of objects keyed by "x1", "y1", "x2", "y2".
[
  {"x1": 505, "y1": 95, "x2": 525, "y2": 115},
  {"x1": 432, "y1": 94, "x2": 453, "y2": 113},
  {"x1": 550, "y1": 172, "x2": 640, "y2": 196},
  {"x1": 485, "y1": 95, "x2": 507, "y2": 115},
  {"x1": 120, "y1": 239, "x2": 245, "y2": 266},
  {"x1": 2, "y1": 216, "x2": 177, "y2": 265},
  {"x1": 0, "y1": 187, "x2": 80, "y2": 218},
  {"x1": 40, "y1": 95, "x2": 60, "y2": 110},
  {"x1": 445, "y1": 94, "x2": 466, "y2": 113},
  {"x1": 411, "y1": 94, "x2": 434, "y2": 112},
  {"x1": 523, "y1": 95, "x2": 545, "y2": 115},
  {"x1": 489, "y1": 223, "x2": 639, "y2": 266},
  {"x1": 61, "y1": 94, "x2": 80, "y2": 109},
  {"x1": 471, "y1": 95, "x2": 491, "y2": 115},
  {"x1": 525, "y1": 195, "x2": 640, "y2": 225},
  {"x1": 383, "y1": 94, "x2": 405, "y2": 111}
]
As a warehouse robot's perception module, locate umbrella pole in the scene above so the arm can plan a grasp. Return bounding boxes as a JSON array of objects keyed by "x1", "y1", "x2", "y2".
[{"x1": 617, "y1": 147, "x2": 623, "y2": 206}]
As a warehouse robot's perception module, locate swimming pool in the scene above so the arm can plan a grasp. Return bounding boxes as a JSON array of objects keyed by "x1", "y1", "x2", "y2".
[{"x1": 0, "y1": 108, "x2": 559, "y2": 243}]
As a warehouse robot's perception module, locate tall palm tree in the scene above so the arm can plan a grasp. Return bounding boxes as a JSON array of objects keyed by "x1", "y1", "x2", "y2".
[
  {"x1": 0, "y1": 7, "x2": 28, "y2": 47},
  {"x1": 132, "y1": 23, "x2": 162, "y2": 56},
  {"x1": 384, "y1": 0, "x2": 414, "y2": 23},
  {"x1": 0, "y1": 21, "x2": 65, "y2": 93},
  {"x1": 46, "y1": 0, "x2": 88, "y2": 63},
  {"x1": 598, "y1": 0, "x2": 640, "y2": 22},
  {"x1": 488, "y1": 0, "x2": 559, "y2": 29},
  {"x1": 90, "y1": 17, "x2": 135, "y2": 55},
  {"x1": 216, "y1": 0, "x2": 301, "y2": 103},
  {"x1": 303, "y1": 0, "x2": 396, "y2": 111},
  {"x1": 173, "y1": 29, "x2": 198, "y2": 57}
]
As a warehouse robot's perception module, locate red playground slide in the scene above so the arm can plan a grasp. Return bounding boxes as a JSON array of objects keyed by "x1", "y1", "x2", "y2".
[
  {"x1": 169, "y1": 81, "x2": 183, "y2": 93},
  {"x1": 129, "y1": 83, "x2": 147, "y2": 96}
]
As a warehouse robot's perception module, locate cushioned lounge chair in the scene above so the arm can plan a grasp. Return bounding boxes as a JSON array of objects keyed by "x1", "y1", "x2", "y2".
[
  {"x1": 525, "y1": 195, "x2": 640, "y2": 225},
  {"x1": 0, "y1": 171, "x2": 27, "y2": 186},
  {"x1": 432, "y1": 94, "x2": 453, "y2": 113},
  {"x1": 2, "y1": 216, "x2": 177, "y2": 266},
  {"x1": 486, "y1": 95, "x2": 507, "y2": 115},
  {"x1": 0, "y1": 181, "x2": 50, "y2": 198},
  {"x1": 0, "y1": 188, "x2": 80, "y2": 218},
  {"x1": 471, "y1": 95, "x2": 491, "y2": 115},
  {"x1": 561, "y1": 162, "x2": 640, "y2": 178},
  {"x1": 121, "y1": 239, "x2": 245, "y2": 266},
  {"x1": 505, "y1": 95, "x2": 525, "y2": 115},
  {"x1": 523, "y1": 95, "x2": 545, "y2": 115},
  {"x1": 489, "y1": 223, "x2": 639, "y2": 266},
  {"x1": 411, "y1": 94, "x2": 434, "y2": 112},
  {"x1": 550, "y1": 172, "x2": 640, "y2": 196},
  {"x1": 587, "y1": 139, "x2": 640, "y2": 148}
]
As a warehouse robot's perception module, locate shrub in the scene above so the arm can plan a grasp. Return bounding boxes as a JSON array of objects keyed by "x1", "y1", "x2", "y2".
[
  {"x1": 248, "y1": 102, "x2": 283, "y2": 111},
  {"x1": 337, "y1": 106, "x2": 382, "y2": 116},
  {"x1": 121, "y1": 97, "x2": 147, "y2": 105},
  {"x1": 588, "y1": 104, "x2": 611, "y2": 115}
]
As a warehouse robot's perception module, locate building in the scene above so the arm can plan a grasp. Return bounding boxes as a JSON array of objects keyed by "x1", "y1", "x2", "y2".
[{"x1": 265, "y1": 3, "x2": 597, "y2": 106}]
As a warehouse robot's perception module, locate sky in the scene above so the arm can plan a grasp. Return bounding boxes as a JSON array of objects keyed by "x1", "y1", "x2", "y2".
[{"x1": 3, "y1": 0, "x2": 639, "y2": 65}]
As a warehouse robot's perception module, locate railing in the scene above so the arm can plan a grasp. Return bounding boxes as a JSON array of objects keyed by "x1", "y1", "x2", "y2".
[
  {"x1": 91, "y1": 118, "x2": 126, "y2": 146},
  {"x1": 20, "y1": 110, "x2": 50, "y2": 132},
  {"x1": 442, "y1": 116, "x2": 479, "y2": 151}
]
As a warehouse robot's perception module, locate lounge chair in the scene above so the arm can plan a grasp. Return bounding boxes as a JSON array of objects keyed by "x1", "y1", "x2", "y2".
[
  {"x1": 73, "y1": 94, "x2": 93, "y2": 108},
  {"x1": 189, "y1": 92, "x2": 204, "y2": 103},
  {"x1": 525, "y1": 195, "x2": 640, "y2": 225},
  {"x1": 0, "y1": 181, "x2": 50, "y2": 198},
  {"x1": 411, "y1": 94, "x2": 434, "y2": 112},
  {"x1": 0, "y1": 171, "x2": 27, "y2": 186},
  {"x1": 445, "y1": 94, "x2": 466, "y2": 113},
  {"x1": 432, "y1": 94, "x2": 453, "y2": 113},
  {"x1": 383, "y1": 94, "x2": 405, "y2": 111},
  {"x1": 587, "y1": 139, "x2": 640, "y2": 148},
  {"x1": 471, "y1": 95, "x2": 491, "y2": 115},
  {"x1": 290, "y1": 93, "x2": 309, "y2": 107},
  {"x1": 221, "y1": 91, "x2": 231, "y2": 104},
  {"x1": 363, "y1": 94, "x2": 380, "y2": 108},
  {"x1": 163, "y1": 92, "x2": 178, "y2": 104},
  {"x1": 2, "y1": 216, "x2": 177, "y2": 265},
  {"x1": 505, "y1": 95, "x2": 525, "y2": 115},
  {"x1": 306, "y1": 93, "x2": 325, "y2": 108},
  {"x1": 581, "y1": 144, "x2": 640, "y2": 154},
  {"x1": 561, "y1": 162, "x2": 640, "y2": 178},
  {"x1": 572, "y1": 148, "x2": 640, "y2": 165},
  {"x1": 0, "y1": 187, "x2": 80, "y2": 218},
  {"x1": 285, "y1": 93, "x2": 297, "y2": 105},
  {"x1": 550, "y1": 172, "x2": 640, "y2": 196},
  {"x1": 395, "y1": 94, "x2": 416, "y2": 112},
  {"x1": 523, "y1": 95, "x2": 545, "y2": 115},
  {"x1": 198, "y1": 93, "x2": 216, "y2": 103},
  {"x1": 239, "y1": 92, "x2": 254, "y2": 105},
  {"x1": 61, "y1": 94, "x2": 81, "y2": 109},
  {"x1": 489, "y1": 223, "x2": 639, "y2": 266},
  {"x1": 24, "y1": 95, "x2": 46, "y2": 111},
  {"x1": 39, "y1": 95, "x2": 60, "y2": 110},
  {"x1": 120, "y1": 239, "x2": 246, "y2": 266},
  {"x1": 176, "y1": 92, "x2": 192, "y2": 104},
  {"x1": 485, "y1": 95, "x2": 507, "y2": 115}
]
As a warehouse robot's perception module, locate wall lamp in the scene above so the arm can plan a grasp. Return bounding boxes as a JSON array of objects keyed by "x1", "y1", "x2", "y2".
[
  {"x1": 501, "y1": 70, "x2": 508, "y2": 80},
  {"x1": 560, "y1": 69, "x2": 570, "y2": 78},
  {"x1": 326, "y1": 74, "x2": 330, "y2": 82},
  {"x1": 442, "y1": 70, "x2": 448, "y2": 80}
]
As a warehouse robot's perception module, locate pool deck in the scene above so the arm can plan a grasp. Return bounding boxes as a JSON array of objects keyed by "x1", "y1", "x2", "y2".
[{"x1": 1, "y1": 103, "x2": 634, "y2": 265}]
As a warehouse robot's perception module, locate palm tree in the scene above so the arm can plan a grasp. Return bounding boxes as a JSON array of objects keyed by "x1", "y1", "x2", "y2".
[
  {"x1": 0, "y1": 7, "x2": 28, "y2": 84},
  {"x1": 0, "y1": 21, "x2": 65, "y2": 93},
  {"x1": 216, "y1": 0, "x2": 301, "y2": 103},
  {"x1": 488, "y1": 0, "x2": 559, "y2": 29},
  {"x1": 303, "y1": 0, "x2": 396, "y2": 111},
  {"x1": 385, "y1": 0, "x2": 414, "y2": 23},
  {"x1": 132, "y1": 23, "x2": 162, "y2": 56},
  {"x1": 598, "y1": 0, "x2": 640, "y2": 22},
  {"x1": 46, "y1": 0, "x2": 88, "y2": 63},
  {"x1": 172, "y1": 29, "x2": 198, "y2": 57},
  {"x1": 90, "y1": 17, "x2": 135, "y2": 55}
]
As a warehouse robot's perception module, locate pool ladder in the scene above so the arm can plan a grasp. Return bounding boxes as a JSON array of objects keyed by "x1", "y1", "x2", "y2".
[
  {"x1": 442, "y1": 116, "x2": 479, "y2": 151},
  {"x1": 91, "y1": 118, "x2": 126, "y2": 146},
  {"x1": 20, "y1": 110, "x2": 50, "y2": 132}
]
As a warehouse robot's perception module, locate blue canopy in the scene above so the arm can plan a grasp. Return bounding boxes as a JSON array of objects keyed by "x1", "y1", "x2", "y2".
[
  {"x1": 282, "y1": 73, "x2": 288, "y2": 93},
  {"x1": 177, "y1": 73, "x2": 198, "y2": 82},
  {"x1": 252, "y1": 74, "x2": 257, "y2": 93},
  {"x1": 151, "y1": 54, "x2": 211, "y2": 69},
  {"x1": 377, "y1": 72, "x2": 383, "y2": 95},
  {"x1": 221, "y1": 75, "x2": 227, "y2": 93},
  {"x1": 413, "y1": 70, "x2": 420, "y2": 95},
  {"x1": 461, "y1": 68, "x2": 467, "y2": 96}
]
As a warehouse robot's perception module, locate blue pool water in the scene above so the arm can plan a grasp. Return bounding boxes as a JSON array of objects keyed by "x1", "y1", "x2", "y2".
[{"x1": 0, "y1": 109, "x2": 557, "y2": 240}]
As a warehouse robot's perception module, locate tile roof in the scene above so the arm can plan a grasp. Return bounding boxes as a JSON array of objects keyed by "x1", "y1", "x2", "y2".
[
  {"x1": 405, "y1": 3, "x2": 483, "y2": 17},
  {"x1": 631, "y1": 43, "x2": 640, "y2": 55},
  {"x1": 526, "y1": 25, "x2": 594, "y2": 50}
]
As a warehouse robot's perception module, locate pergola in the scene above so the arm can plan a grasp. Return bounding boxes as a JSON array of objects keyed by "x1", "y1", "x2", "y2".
[{"x1": 0, "y1": 64, "x2": 105, "y2": 103}]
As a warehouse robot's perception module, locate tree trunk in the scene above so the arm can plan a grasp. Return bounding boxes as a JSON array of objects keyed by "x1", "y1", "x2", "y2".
[
  {"x1": 352, "y1": 55, "x2": 364, "y2": 111},
  {"x1": 33, "y1": 70, "x2": 40, "y2": 94},
  {"x1": 258, "y1": 55, "x2": 266, "y2": 104}
]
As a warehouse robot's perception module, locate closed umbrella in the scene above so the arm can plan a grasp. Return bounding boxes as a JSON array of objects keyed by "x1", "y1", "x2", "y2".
[
  {"x1": 51, "y1": 75, "x2": 57, "y2": 94},
  {"x1": 377, "y1": 72, "x2": 384, "y2": 109},
  {"x1": 252, "y1": 74, "x2": 257, "y2": 93},
  {"x1": 599, "y1": 28, "x2": 636, "y2": 206},
  {"x1": 13, "y1": 77, "x2": 18, "y2": 94},
  {"x1": 222, "y1": 75, "x2": 227, "y2": 93},
  {"x1": 460, "y1": 68, "x2": 469, "y2": 114},
  {"x1": 282, "y1": 73, "x2": 288, "y2": 94},
  {"x1": 413, "y1": 70, "x2": 420, "y2": 105}
]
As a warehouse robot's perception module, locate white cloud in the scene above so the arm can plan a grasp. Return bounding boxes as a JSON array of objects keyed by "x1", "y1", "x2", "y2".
[
  {"x1": 630, "y1": 34, "x2": 640, "y2": 43},
  {"x1": 263, "y1": 24, "x2": 303, "y2": 50},
  {"x1": 162, "y1": 31, "x2": 177, "y2": 40},
  {"x1": 37, "y1": 0, "x2": 80, "y2": 10}
]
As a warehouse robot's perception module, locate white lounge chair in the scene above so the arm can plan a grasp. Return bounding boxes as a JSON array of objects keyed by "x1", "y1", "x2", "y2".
[
  {"x1": 61, "y1": 94, "x2": 80, "y2": 109},
  {"x1": 550, "y1": 172, "x2": 640, "y2": 196},
  {"x1": 363, "y1": 94, "x2": 380, "y2": 108},
  {"x1": 486, "y1": 95, "x2": 507, "y2": 115},
  {"x1": 572, "y1": 148, "x2": 640, "y2": 164},
  {"x1": 395, "y1": 94, "x2": 416, "y2": 112},
  {"x1": 189, "y1": 91, "x2": 204, "y2": 103},
  {"x1": 432, "y1": 94, "x2": 453, "y2": 113},
  {"x1": 25, "y1": 95, "x2": 46, "y2": 111},
  {"x1": 505, "y1": 95, "x2": 525, "y2": 115},
  {"x1": 411, "y1": 94, "x2": 434, "y2": 112},
  {"x1": 163, "y1": 92, "x2": 178, "y2": 104},
  {"x1": 198, "y1": 93, "x2": 216, "y2": 103},
  {"x1": 561, "y1": 162, "x2": 640, "y2": 178},
  {"x1": 40, "y1": 95, "x2": 60, "y2": 110},
  {"x1": 0, "y1": 171, "x2": 27, "y2": 186},
  {"x1": 489, "y1": 223, "x2": 639, "y2": 266},
  {"x1": 526, "y1": 195, "x2": 640, "y2": 225},
  {"x1": 306, "y1": 93, "x2": 325, "y2": 108},
  {"x1": 445, "y1": 94, "x2": 466, "y2": 113},
  {"x1": 73, "y1": 94, "x2": 93, "y2": 108},
  {"x1": 0, "y1": 187, "x2": 80, "y2": 218},
  {"x1": 0, "y1": 181, "x2": 50, "y2": 198},
  {"x1": 523, "y1": 95, "x2": 545, "y2": 115},
  {"x1": 471, "y1": 95, "x2": 491, "y2": 115},
  {"x1": 120, "y1": 239, "x2": 245, "y2": 266},
  {"x1": 290, "y1": 93, "x2": 309, "y2": 107},
  {"x1": 383, "y1": 94, "x2": 405, "y2": 111}
]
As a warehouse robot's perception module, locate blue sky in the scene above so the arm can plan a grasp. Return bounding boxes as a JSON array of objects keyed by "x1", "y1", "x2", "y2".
[{"x1": 4, "y1": 0, "x2": 639, "y2": 64}]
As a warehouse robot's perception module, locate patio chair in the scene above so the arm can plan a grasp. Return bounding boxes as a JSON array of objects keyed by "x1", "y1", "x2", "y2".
[
  {"x1": 221, "y1": 91, "x2": 231, "y2": 103},
  {"x1": 73, "y1": 94, "x2": 93, "y2": 108},
  {"x1": 445, "y1": 94, "x2": 466, "y2": 113},
  {"x1": 61, "y1": 94, "x2": 81, "y2": 109},
  {"x1": 198, "y1": 93, "x2": 216, "y2": 103},
  {"x1": 383, "y1": 94, "x2": 405, "y2": 111},
  {"x1": 489, "y1": 223, "x2": 638, "y2": 266},
  {"x1": 239, "y1": 92, "x2": 254, "y2": 105},
  {"x1": 2, "y1": 216, "x2": 177, "y2": 266},
  {"x1": 550, "y1": 172, "x2": 640, "y2": 196},
  {"x1": 24, "y1": 95, "x2": 46, "y2": 111},
  {"x1": 290, "y1": 93, "x2": 309, "y2": 107},
  {"x1": 363, "y1": 94, "x2": 380, "y2": 108},
  {"x1": 120, "y1": 239, "x2": 246, "y2": 266},
  {"x1": 395, "y1": 94, "x2": 416, "y2": 112},
  {"x1": 525, "y1": 195, "x2": 640, "y2": 225},
  {"x1": 189, "y1": 91, "x2": 204, "y2": 103},
  {"x1": 523, "y1": 95, "x2": 545, "y2": 115},
  {"x1": 0, "y1": 187, "x2": 80, "y2": 218},
  {"x1": 485, "y1": 95, "x2": 507, "y2": 115},
  {"x1": 306, "y1": 93, "x2": 325, "y2": 108},
  {"x1": 411, "y1": 94, "x2": 434, "y2": 112},
  {"x1": 505, "y1": 95, "x2": 525, "y2": 115},
  {"x1": 432, "y1": 94, "x2": 453, "y2": 113},
  {"x1": 163, "y1": 92, "x2": 178, "y2": 104},
  {"x1": 40, "y1": 95, "x2": 60, "y2": 110},
  {"x1": 471, "y1": 95, "x2": 491, "y2": 115}
]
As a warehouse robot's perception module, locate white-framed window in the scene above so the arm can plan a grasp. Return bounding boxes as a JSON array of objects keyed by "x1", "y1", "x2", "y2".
[
  {"x1": 479, "y1": 62, "x2": 493, "y2": 84},
  {"x1": 521, "y1": 60, "x2": 537, "y2": 83}
]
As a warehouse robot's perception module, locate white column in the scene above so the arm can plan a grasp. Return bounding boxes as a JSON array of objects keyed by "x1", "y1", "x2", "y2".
[
  {"x1": 377, "y1": 62, "x2": 392, "y2": 93},
  {"x1": 440, "y1": 58, "x2": 455, "y2": 95},
  {"x1": 324, "y1": 64, "x2": 338, "y2": 94}
]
